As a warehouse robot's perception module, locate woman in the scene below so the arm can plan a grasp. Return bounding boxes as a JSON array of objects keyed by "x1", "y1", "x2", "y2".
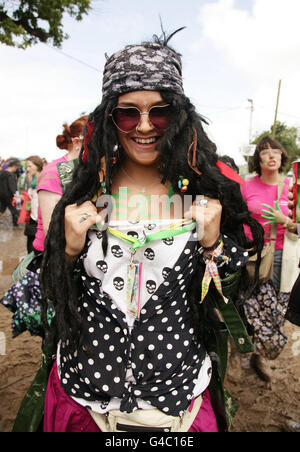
[
  {"x1": 23, "y1": 155, "x2": 44, "y2": 253},
  {"x1": 241, "y1": 136, "x2": 296, "y2": 380},
  {"x1": 33, "y1": 115, "x2": 88, "y2": 252},
  {"x1": 0, "y1": 118, "x2": 87, "y2": 338},
  {"x1": 11, "y1": 32, "x2": 263, "y2": 433}
]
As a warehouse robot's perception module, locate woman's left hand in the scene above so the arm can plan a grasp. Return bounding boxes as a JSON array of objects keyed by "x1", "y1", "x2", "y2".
[
  {"x1": 184, "y1": 196, "x2": 222, "y2": 248},
  {"x1": 261, "y1": 201, "x2": 287, "y2": 225}
]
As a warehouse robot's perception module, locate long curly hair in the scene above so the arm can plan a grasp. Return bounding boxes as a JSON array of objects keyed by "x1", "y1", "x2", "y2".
[{"x1": 40, "y1": 41, "x2": 264, "y2": 349}]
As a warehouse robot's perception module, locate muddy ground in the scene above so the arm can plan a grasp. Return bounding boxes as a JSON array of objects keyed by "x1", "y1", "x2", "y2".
[{"x1": 0, "y1": 209, "x2": 299, "y2": 432}]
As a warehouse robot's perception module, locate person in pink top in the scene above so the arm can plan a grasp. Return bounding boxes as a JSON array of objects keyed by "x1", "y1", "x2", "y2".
[
  {"x1": 33, "y1": 115, "x2": 88, "y2": 251},
  {"x1": 241, "y1": 135, "x2": 297, "y2": 381},
  {"x1": 241, "y1": 136, "x2": 296, "y2": 287}
]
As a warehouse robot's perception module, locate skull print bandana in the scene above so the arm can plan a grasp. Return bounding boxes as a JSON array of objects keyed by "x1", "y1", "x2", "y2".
[{"x1": 102, "y1": 42, "x2": 184, "y2": 99}]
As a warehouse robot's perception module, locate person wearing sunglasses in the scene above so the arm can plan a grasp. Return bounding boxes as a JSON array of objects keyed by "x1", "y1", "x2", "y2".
[{"x1": 11, "y1": 30, "x2": 264, "y2": 433}]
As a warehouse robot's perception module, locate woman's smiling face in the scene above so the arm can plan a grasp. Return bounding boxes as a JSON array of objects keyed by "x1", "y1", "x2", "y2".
[{"x1": 116, "y1": 90, "x2": 167, "y2": 166}]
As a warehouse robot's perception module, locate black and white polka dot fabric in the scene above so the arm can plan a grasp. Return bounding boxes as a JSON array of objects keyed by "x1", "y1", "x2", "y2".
[
  {"x1": 58, "y1": 221, "x2": 247, "y2": 416},
  {"x1": 83, "y1": 220, "x2": 199, "y2": 329}
]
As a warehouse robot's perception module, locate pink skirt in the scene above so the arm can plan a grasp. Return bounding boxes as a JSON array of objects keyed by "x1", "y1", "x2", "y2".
[{"x1": 43, "y1": 362, "x2": 218, "y2": 432}]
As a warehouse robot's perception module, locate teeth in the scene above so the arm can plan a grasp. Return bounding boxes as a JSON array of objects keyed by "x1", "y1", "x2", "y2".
[{"x1": 134, "y1": 137, "x2": 156, "y2": 144}]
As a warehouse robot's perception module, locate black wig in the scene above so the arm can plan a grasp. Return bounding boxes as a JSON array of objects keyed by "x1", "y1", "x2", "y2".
[{"x1": 40, "y1": 36, "x2": 264, "y2": 348}]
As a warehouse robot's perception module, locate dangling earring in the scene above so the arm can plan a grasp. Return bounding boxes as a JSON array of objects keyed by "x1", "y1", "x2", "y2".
[
  {"x1": 111, "y1": 143, "x2": 119, "y2": 165},
  {"x1": 187, "y1": 128, "x2": 202, "y2": 176},
  {"x1": 178, "y1": 128, "x2": 202, "y2": 193},
  {"x1": 178, "y1": 175, "x2": 189, "y2": 193},
  {"x1": 99, "y1": 168, "x2": 106, "y2": 194}
]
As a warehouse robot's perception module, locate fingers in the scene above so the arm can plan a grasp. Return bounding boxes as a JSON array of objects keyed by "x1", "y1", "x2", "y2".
[
  {"x1": 263, "y1": 220, "x2": 276, "y2": 225},
  {"x1": 261, "y1": 200, "x2": 285, "y2": 226},
  {"x1": 184, "y1": 197, "x2": 222, "y2": 248},
  {"x1": 184, "y1": 197, "x2": 212, "y2": 223},
  {"x1": 261, "y1": 215, "x2": 275, "y2": 221},
  {"x1": 261, "y1": 203, "x2": 273, "y2": 211},
  {"x1": 66, "y1": 203, "x2": 98, "y2": 229},
  {"x1": 65, "y1": 202, "x2": 100, "y2": 258},
  {"x1": 261, "y1": 210, "x2": 275, "y2": 217},
  {"x1": 261, "y1": 201, "x2": 280, "y2": 212},
  {"x1": 66, "y1": 200, "x2": 96, "y2": 214}
]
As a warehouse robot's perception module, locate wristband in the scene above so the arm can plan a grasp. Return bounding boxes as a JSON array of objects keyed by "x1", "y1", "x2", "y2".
[{"x1": 201, "y1": 234, "x2": 222, "y2": 251}]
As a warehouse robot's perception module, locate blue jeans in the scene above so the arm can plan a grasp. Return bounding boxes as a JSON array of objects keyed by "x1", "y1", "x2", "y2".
[{"x1": 272, "y1": 249, "x2": 282, "y2": 291}]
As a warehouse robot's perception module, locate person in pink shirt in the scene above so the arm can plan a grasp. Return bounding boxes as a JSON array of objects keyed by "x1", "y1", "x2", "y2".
[
  {"x1": 241, "y1": 136, "x2": 296, "y2": 287},
  {"x1": 241, "y1": 136, "x2": 297, "y2": 381},
  {"x1": 33, "y1": 115, "x2": 88, "y2": 251},
  {"x1": 0, "y1": 116, "x2": 88, "y2": 336}
]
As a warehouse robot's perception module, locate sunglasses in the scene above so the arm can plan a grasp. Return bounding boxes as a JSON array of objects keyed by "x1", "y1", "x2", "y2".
[
  {"x1": 109, "y1": 104, "x2": 170, "y2": 133},
  {"x1": 260, "y1": 148, "x2": 282, "y2": 156}
]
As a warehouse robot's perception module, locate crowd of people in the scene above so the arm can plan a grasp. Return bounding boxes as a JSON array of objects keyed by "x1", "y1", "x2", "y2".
[{"x1": 0, "y1": 29, "x2": 299, "y2": 433}]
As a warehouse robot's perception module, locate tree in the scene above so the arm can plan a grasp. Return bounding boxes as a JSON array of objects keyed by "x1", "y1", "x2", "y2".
[
  {"x1": 247, "y1": 121, "x2": 300, "y2": 173},
  {"x1": 0, "y1": 0, "x2": 91, "y2": 49}
]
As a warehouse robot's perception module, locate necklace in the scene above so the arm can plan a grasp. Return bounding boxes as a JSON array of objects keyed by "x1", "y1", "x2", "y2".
[{"x1": 121, "y1": 166, "x2": 161, "y2": 193}]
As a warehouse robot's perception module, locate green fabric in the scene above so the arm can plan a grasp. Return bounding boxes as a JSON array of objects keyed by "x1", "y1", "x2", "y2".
[
  {"x1": 57, "y1": 159, "x2": 79, "y2": 194},
  {"x1": 12, "y1": 338, "x2": 56, "y2": 432},
  {"x1": 132, "y1": 221, "x2": 195, "y2": 251},
  {"x1": 11, "y1": 251, "x2": 35, "y2": 284},
  {"x1": 205, "y1": 270, "x2": 253, "y2": 431},
  {"x1": 108, "y1": 220, "x2": 196, "y2": 252},
  {"x1": 216, "y1": 271, "x2": 254, "y2": 356},
  {"x1": 30, "y1": 176, "x2": 38, "y2": 189}
]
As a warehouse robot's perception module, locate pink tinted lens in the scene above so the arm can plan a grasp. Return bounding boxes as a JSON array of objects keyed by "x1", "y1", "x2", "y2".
[
  {"x1": 113, "y1": 108, "x2": 140, "y2": 132},
  {"x1": 149, "y1": 106, "x2": 169, "y2": 130}
]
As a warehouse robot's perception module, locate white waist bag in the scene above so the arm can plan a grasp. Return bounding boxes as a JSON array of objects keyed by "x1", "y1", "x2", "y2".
[{"x1": 88, "y1": 395, "x2": 202, "y2": 433}]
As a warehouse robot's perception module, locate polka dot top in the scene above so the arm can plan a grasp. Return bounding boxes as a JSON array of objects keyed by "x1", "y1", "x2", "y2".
[{"x1": 57, "y1": 220, "x2": 246, "y2": 416}]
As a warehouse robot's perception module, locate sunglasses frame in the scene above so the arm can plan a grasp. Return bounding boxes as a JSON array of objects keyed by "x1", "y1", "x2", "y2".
[
  {"x1": 109, "y1": 104, "x2": 170, "y2": 133},
  {"x1": 259, "y1": 148, "x2": 282, "y2": 156}
]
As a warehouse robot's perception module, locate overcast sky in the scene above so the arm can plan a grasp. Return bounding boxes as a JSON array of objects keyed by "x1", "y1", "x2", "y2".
[{"x1": 1, "y1": 0, "x2": 300, "y2": 165}]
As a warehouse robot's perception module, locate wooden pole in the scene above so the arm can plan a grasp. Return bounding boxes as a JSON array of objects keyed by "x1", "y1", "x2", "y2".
[
  {"x1": 248, "y1": 99, "x2": 254, "y2": 144},
  {"x1": 272, "y1": 79, "x2": 282, "y2": 138}
]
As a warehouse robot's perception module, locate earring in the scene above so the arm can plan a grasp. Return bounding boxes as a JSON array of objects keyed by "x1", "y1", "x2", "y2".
[
  {"x1": 178, "y1": 176, "x2": 189, "y2": 193},
  {"x1": 99, "y1": 169, "x2": 107, "y2": 194},
  {"x1": 187, "y1": 128, "x2": 202, "y2": 176},
  {"x1": 72, "y1": 137, "x2": 81, "y2": 153},
  {"x1": 111, "y1": 144, "x2": 119, "y2": 165}
]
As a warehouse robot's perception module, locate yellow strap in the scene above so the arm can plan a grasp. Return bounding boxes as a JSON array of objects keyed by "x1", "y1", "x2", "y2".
[{"x1": 106, "y1": 219, "x2": 195, "y2": 246}]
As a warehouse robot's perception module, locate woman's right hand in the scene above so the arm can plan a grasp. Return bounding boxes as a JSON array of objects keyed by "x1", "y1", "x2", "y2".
[{"x1": 64, "y1": 201, "x2": 103, "y2": 260}]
